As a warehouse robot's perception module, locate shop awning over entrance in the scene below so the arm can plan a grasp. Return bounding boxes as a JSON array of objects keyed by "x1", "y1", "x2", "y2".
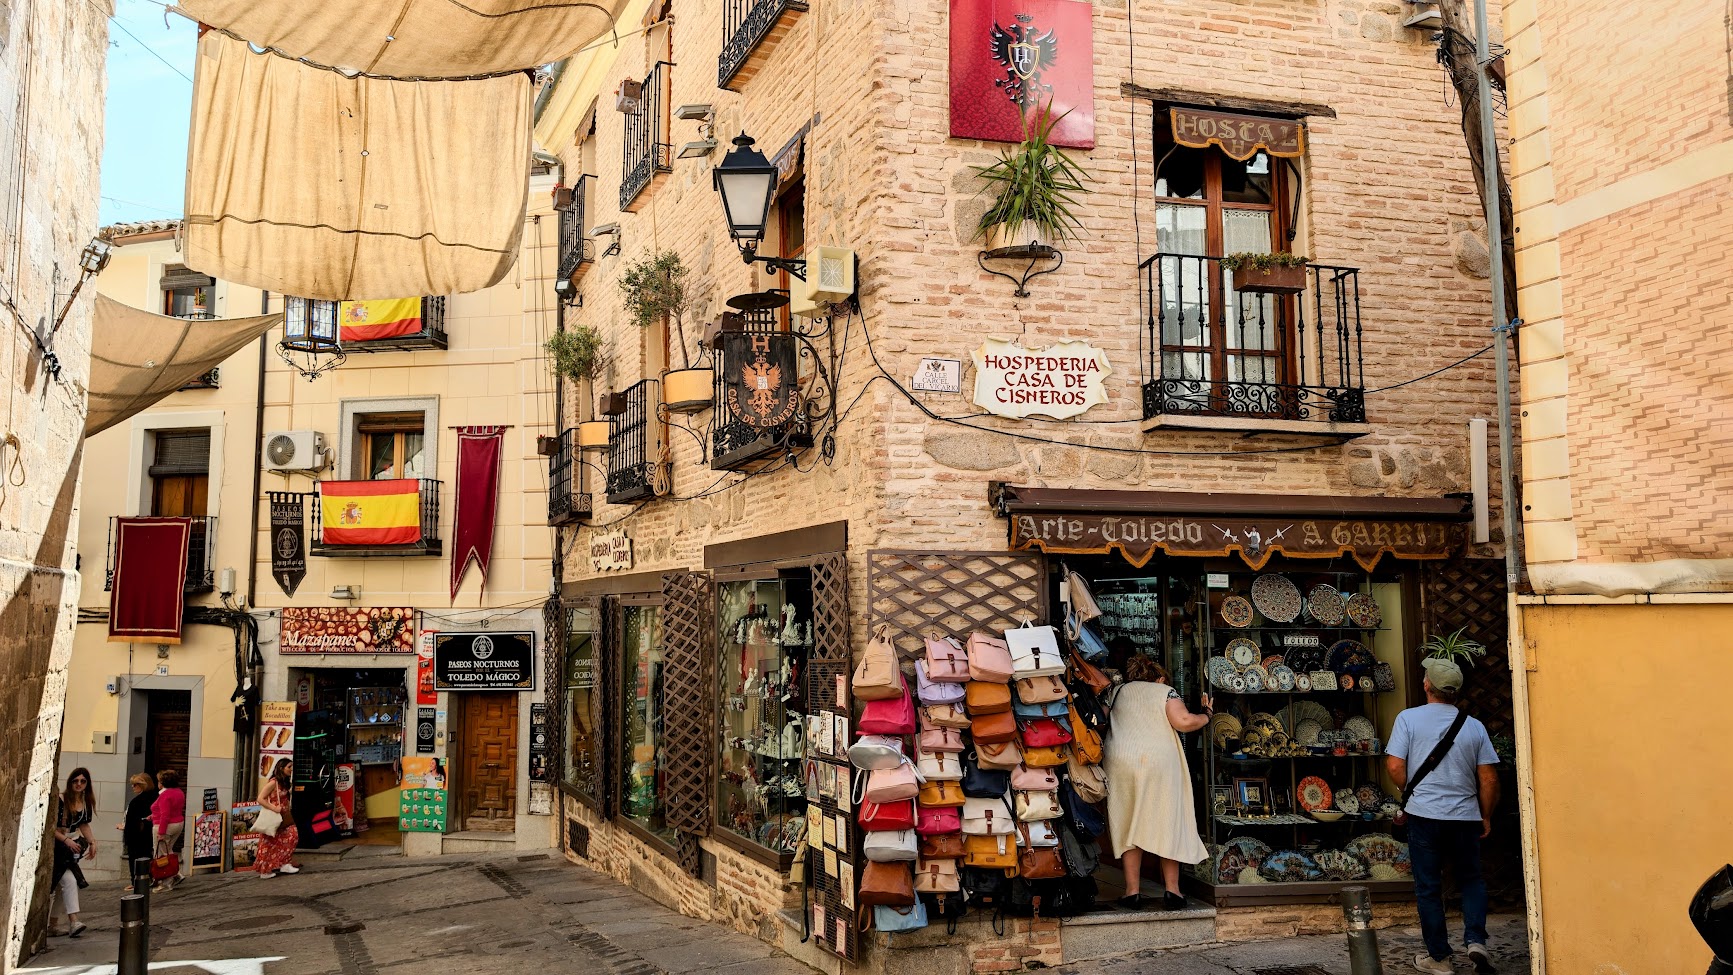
[{"x1": 993, "y1": 486, "x2": 1470, "y2": 571}]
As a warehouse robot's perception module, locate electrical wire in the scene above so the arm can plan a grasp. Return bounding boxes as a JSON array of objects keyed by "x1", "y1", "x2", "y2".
[
  {"x1": 1362, "y1": 345, "x2": 1492, "y2": 395},
  {"x1": 109, "y1": 15, "x2": 194, "y2": 84}
]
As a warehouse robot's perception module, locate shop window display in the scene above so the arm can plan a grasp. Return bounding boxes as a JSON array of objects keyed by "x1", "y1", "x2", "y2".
[
  {"x1": 620, "y1": 604, "x2": 673, "y2": 841},
  {"x1": 716, "y1": 575, "x2": 810, "y2": 857},
  {"x1": 562, "y1": 606, "x2": 600, "y2": 799}
]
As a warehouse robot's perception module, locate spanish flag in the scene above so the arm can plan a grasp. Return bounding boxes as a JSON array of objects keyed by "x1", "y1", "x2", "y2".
[
  {"x1": 321, "y1": 480, "x2": 422, "y2": 546},
  {"x1": 337, "y1": 298, "x2": 423, "y2": 342}
]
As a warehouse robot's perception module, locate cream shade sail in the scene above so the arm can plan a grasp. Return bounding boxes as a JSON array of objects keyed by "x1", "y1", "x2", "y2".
[
  {"x1": 86, "y1": 294, "x2": 283, "y2": 437},
  {"x1": 183, "y1": 31, "x2": 530, "y2": 301},
  {"x1": 175, "y1": 0, "x2": 628, "y2": 79}
]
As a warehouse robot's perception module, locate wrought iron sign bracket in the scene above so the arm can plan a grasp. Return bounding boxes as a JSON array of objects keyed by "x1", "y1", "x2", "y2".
[
  {"x1": 738, "y1": 242, "x2": 807, "y2": 281},
  {"x1": 977, "y1": 244, "x2": 1063, "y2": 297}
]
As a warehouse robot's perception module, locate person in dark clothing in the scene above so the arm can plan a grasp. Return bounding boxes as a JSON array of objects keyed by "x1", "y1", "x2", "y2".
[
  {"x1": 118, "y1": 773, "x2": 159, "y2": 893},
  {"x1": 50, "y1": 768, "x2": 97, "y2": 937}
]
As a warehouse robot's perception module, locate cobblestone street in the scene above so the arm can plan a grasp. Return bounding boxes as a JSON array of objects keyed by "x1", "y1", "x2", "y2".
[{"x1": 21, "y1": 849, "x2": 1530, "y2": 975}]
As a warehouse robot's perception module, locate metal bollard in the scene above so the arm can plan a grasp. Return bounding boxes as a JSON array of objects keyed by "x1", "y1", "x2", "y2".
[
  {"x1": 130, "y1": 858, "x2": 151, "y2": 925},
  {"x1": 118, "y1": 893, "x2": 148, "y2": 975},
  {"x1": 1340, "y1": 885, "x2": 1384, "y2": 975}
]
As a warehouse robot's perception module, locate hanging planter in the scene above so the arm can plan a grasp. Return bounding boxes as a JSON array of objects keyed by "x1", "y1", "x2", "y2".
[
  {"x1": 1224, "y1": 252, "x2": 1309, "y2": 295},
  {"x1": 599, "y1": 391, "x2": 627, "y2": 416},
  {"x1": 973, "y1": 106, "x2": 1090, "y2": 255},
  {"x1": 615, "y1": 78, "x2": 643, "y2": 113},
  {"x1": 663, "y1": 367, "x2": 715, "y2": 414},
  {"x1": 577, "y1": 420, "x2": 612, "y2": 451},
  {"x1": 535, "y1": 435, "x2": 560, "y2": 457}
]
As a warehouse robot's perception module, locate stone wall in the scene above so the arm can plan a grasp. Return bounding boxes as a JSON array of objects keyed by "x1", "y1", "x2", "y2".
[{"x1": 0, "y1": 0, "x2": 110, "y2": 965}]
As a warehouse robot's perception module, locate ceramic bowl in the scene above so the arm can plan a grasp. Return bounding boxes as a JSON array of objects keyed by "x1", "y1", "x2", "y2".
[{"x1": 1309, "y1": 810, "x2": 1346, "y2": 823}]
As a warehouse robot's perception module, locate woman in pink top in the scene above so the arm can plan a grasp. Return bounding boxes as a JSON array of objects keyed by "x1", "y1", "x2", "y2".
[{"x1": 150, "y1": 769, "x2": 186, "y2": 890}]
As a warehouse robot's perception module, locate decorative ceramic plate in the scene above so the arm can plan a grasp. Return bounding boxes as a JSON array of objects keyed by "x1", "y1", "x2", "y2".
[
  {"x1": 1261, "y1": 654, "x2": 1286, "y2": 669},
  {"x1": 1294, "y1": 718, "x2": 1324, "y2": 746},
  {"x1": 1286, "y1": 646, "x2": 1326, "y2": 673},
  {"x1": 1251, "y1": 574, "x2": 1303, "y2": 623},
  {"x1": 1340, "y1": 673, "x2": 1358, "y2": 691},
  {"x1": 1244, "y1": 663, "x2": 1271, "y2": 687},
  {"x1": 1355, "y1": 785, "x2": 1384, "y2": 809},
  {"x1": 1294, "y1": 673, "x2": 1312, "y2": 692},
  {"x1": 1206, "y1": 656, "x2": 1237, "y2": 686},
  {"x1": 1358, "y1": 676, "x2": 1376, "y2": 692},
  {"x1": 1335, "y1": 791, "x2": 1360, "y2": 814},
  {"x1": 1296, "y1": 776, "x2": 1333, "y2": 812},
  {"x1": 1326, "y1": 640, "x2": 1373, "y2": 673},
  {"x1": 1315, "y1": 848, "x2": 1370, "y2": 881},
  {"x1": 1259, "y1": 850, "x2": 1324, "y2": 882},
  {"x1": 1210, "y1": 713, "x2": 1242, "y2": 749},
  {"x1": 1270, "y1": 665, "x2": 1297, "y2": 692},
  {"x1": 1345, "y1": 592, "x2": 1383, "y2": 629},
  {"x1": 1227, "y1": 673, "x2": 1248, "y2": 693},
  {"x1": 1307, "y1": 584, "x2": 1347, "y2": 626},
  {"x1": 1249, "y1": 712, "x2": 1285, "y2": 735},
  {"x1": 1380, "y1": 799, "x2": 1402, "y2": 819},
  {"x1": 1220, "y1": 595, "x2": 1255, "y2": 628},
  {"x1": 1343, "y1": 716, "x2": 1376, "y2": 744},
  {"x1": 1243, "y1": 669, "x2": 1266, "y2": 693},
  {"x1": 1226, "y1": 638, "x2": 1261, "y2": 669}
]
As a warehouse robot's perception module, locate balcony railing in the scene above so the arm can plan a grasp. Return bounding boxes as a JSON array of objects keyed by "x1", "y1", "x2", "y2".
[
  {"x1": 105, "y1": 515, "x2": 216, "y2": 594},
  {"x1": 1140, "y1": 253, "x2": 1366, "y2": 426},
  {"x1": 557, "y1": 176, "x2": 595, "y2": 281},
  {"x1": 548, "y1": 428, "x2": 593, "y2": 526},
  {"x1": 338, "y1": 296, "x2": 448, "y2": 352},
  {"x1": 606, "y1": 379, "x2": 659, "y2": 504},
  {"x1": 719, "y1": 0, "x2": 808, "y2": 90},
  {"x1": 620, "y1": 62, "x2": 673, "y2": 212},
  {"x1": 310, "y1": 478, "x2": 443, "y2": 557},
  {"x1": 712, "y1": 307, "x2": 801, "y2": 470}
]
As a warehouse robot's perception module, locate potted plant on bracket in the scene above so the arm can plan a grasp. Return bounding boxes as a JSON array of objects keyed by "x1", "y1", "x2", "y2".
[
  {"x1": 544, "y1": 324, "x2": 612, "y2": 451},
  {"x1": 973, "y1": 106, "x2": 1091, "y2": 254},
  {"x1": 619, "y1": 251, "x2": 712, "y2": 414},
  {"x1": 1222, "y1": 251, "x2": 1310, "y2": 295}
]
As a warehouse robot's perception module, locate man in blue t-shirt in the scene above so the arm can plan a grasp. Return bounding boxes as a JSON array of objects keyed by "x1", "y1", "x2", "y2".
[{"x1": 1387, "y1": 657, "x2": 1501, "y2": 975}]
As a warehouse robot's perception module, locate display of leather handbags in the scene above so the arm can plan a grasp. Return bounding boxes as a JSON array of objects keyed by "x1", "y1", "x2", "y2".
[
  {"x1": 858, "y1": 798, "x2": 917, "y2": 832},
  {"x1": 961, "y1": 750, "x2": 1012, "y2": 798},
  {"x1": 864, "y1": 762, "x2": 921, "y2": 803},
  {"x1": 918, "y1": 779, "x2": 966, "y2": 808},
  {"x1": 853, "y1": 625, "x2": 906, "y2": 701},
  {"x1": 1015, "y1": 819, "x2": 1059, "y2": 847},
  {"x1": 917, "y1": 724, "x2": 964, "y2": 754},
  {"x1": 961, "y1": 795, "x2": 1014, "y2": 835},
  {"x1": 915, "y1": 660, "x2": 966, "y2": 705},
  {"x1": 1022, "y1": 744, "x2": 1068, "y2": 768},
  {"x1": 1011, "y1": 698, "x2": 1070, "y2": 720},
  {"x1": 873, "y1": 900, "x2": 929, "y2": 932},
  {"x1": 914, "y1": 857, "x2": 961, "y2": 893},
  {"x1": 1020, "y1": 717, "x2": 1073, "y2": 748},
  {"x1": 964, "y1": 681, "x2": 1011, "y2": 714},
  {"x1": 976, "y1": 739, "x2": 1022, "y2": 770},
  {"x1": 864, "y1": 828, "x2": 919, "y2": 862},
  {"x1": 1067, "y1": 700, "x2": 1104, "y2": 764},
  {"x1": 1067, "y1": 754, "x2": 1108, "y2": 803},
  {"x1": 1005, "y1": 621, "x2": 1065, "y2": 677},
  {"x1": 966, "y1": 631, "x2": 1014, "y2": 683},
  {"x1": 919, "y1": 833, "x2": 966, "y2": 859},
  {"x1": 915, "y1": 805, "x2": 961, "y2": 836},
  {"x1": 964, "y1": 833, "x2": 1019, "y2": 871},
  {"x1": 922, "y1": 703, "x2": 971, "y2": 729},
  {"x1": 849, "y1": 734, "x2": 907, "y2": 770},
  {"x1": 915, "y1": 747, "x2": 963, "y2": 782},
  {"x1": 1069, "y1": 617, "x2": 1112, "y2": 661},
  {"x1": 859, "y1": 860, "x2": 916, "y2": 906},
  {"x1": 970, "y1": 709, "x2": 1017, "y2": 744},
  {"x1": 1014, "y1": 789, "x2": 1061, "y2": 822},
  {"x1": 1070, "y1": 651, "x2": 1112, "y2": 694},
  {"x1": 1010, "y1": 763, "x2": 1059, "y2": 792},
  {"x1": 922, "y1": 635, "x2": 971, "y2": 683},
  {"x1": 1014, "y1": 674, "x2": 1067, "y2": 704},
  {"x1": 1016, "y1": 825, "x2": 1067, "y2": 880},
  {"x1": 859, "y1": 687, "x2": 916, "y2": 736}
]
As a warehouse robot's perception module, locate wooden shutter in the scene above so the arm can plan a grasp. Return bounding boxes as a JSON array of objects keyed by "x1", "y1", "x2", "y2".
[
  {"x1": 660, "y1": 570, "x2": 715, "y2": 875},
  {"x1": 597, "y1": 595, "x2": 618, "y2": 820},
  {"x1": 542, "y1": 596, "x2": 566, "y2": 787},
  {"x1": 802, "y1": 551, "x2": 861, "y2": 961}
]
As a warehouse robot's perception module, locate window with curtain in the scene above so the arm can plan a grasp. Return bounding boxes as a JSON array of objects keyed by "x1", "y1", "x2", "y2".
[{"x1": 619, "y1": 603, "x2": 673, "y2": 841}]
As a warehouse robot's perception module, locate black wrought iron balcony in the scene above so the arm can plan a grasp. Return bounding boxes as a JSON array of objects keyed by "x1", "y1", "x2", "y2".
[
  {"x1": 719, "y1": 0, "x2": 809, "y2": 91},
  {"x1": 547, "y1": 428, "x2": 592, "y2": 526},
  {"x1": 309, "y1": 478, "x2": 443, "y2": 557},
  {"x1": 335, "y1": 296, "x2": 449, "y2": 352},
  {"x1": 1140, "y1": 253, "x2": 1366, "y2": 429},
  {"x1": 620, "y1": 62, "x2": 673, "y2": 212},
  {"x1": 104, "y1": 515, "x2": 216, "y2": 594},
  {"x1": 606, "y1": 379, "x2": 660, "y2": 504},
  {"x1": 711, "y1": 307, "x2": 802, "y2": 470},
  {"x1": 557, "y1": 176, "x2": 595, "y2": 281}
]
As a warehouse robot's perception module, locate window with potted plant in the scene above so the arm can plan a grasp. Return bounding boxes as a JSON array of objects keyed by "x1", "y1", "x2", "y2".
[
  {"x1": 619, "y1": 251, "x2": 712, "y2": 414},
  {"x1": 1220, "y1": 251, "x2": 1310, "y2": 295}
]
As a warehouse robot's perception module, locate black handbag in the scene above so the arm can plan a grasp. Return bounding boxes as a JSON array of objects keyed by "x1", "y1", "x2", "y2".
[
  {"x1": 961, "y1": 748, "x2": 1012, "y2": 799},
  {"x1": 1058, "y1": 775, "x2": 1105, "y2": 837}
]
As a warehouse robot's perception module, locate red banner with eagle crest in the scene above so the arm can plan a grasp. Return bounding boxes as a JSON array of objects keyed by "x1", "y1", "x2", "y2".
[{"x1": 949, "y1": 0, "x2": 1095, "y2": 148}]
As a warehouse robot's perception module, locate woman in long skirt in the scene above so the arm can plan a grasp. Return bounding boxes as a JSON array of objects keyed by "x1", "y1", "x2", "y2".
[{"x1": 255, "y1": 759, "x2": 302, "y2": 878}]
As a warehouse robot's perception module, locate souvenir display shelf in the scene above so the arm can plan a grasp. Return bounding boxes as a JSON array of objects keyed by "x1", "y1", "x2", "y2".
[
  {"x1": 346, "y1": 686, "x2": 405, "y2": 765},
  {"x1": 1188, "y1": 569, "x2": 1414, "y2": 904},
  {"x1": 716, "y1": 574, "x2": 811, "y2": 859}
]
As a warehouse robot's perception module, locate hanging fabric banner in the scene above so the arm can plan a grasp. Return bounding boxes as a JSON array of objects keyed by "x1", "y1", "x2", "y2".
[
  {"x1": 338, "y1": 298, "x2": 424, "y2": 342},
  {"x1": 109, "y1": 517, "x2": 191, "y2": 644},
  {"x1": 319, "y1": 480, "x2": 422, "y2": 546},
  {"x1": 268, "y1": 491, "x2": 307, "y2": 597},
  {"x1": 451, "y1": 426, "x2": 506, "y2": 601},
  {"x1": 1169, "y1": 107, "x2": 1306, "y2": 161}
]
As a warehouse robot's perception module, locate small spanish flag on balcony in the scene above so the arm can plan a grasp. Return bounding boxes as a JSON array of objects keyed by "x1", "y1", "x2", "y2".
[
  {"x1": 337, "y1": 298, "x2": 423, "y2": 341},
  {"x1": 320, "y1": 479, "x2": 422, "y2": 546}
]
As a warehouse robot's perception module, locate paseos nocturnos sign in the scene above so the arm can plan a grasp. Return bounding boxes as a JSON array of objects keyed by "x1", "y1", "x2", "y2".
[{"x1": 433, "y1": 631, "x2": 535, "y2": 690}]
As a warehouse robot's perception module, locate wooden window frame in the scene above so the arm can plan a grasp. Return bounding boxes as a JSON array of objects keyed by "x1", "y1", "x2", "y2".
[{"x1": 358, "y1": 412, "x2": 426, "y2": 480}]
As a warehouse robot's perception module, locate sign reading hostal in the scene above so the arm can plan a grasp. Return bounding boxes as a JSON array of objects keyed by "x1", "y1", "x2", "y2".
[
  {"x1": 281, "y1": 607, "x2": 416, "y2": 653},
  {"x1": 972, "y1": 338, "x2": 1110, "y2": 419},
  {"x1": 434, "y1": 631, "x2": 535, "y2": 690}
]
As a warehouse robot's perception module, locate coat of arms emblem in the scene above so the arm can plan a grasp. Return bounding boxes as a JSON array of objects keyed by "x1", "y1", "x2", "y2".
[{"x1": 989, "y1": 14, "x2": 1058, "y2": 110}]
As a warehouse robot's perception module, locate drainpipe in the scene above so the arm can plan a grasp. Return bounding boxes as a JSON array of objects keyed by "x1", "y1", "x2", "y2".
[
  {"x1": 233, "y1": 294, "x2": 270, "y2": 803},
  {"x1": 1470, "y1": 1, "x2": 1545, "y2": 970}
]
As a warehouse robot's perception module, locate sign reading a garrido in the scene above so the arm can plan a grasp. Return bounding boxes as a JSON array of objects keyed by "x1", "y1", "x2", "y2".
[{"x1": 1010, "y1": 512, "x2": 1461, "y2": 571}]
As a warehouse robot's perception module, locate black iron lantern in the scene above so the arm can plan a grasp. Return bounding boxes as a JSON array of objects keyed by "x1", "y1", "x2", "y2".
[
  {"x1": 278, "y1": 297, "x2": 345, "y2": 380},
  {"x1": 712, "y1": 132, "x2": 778, "y2": 246}
]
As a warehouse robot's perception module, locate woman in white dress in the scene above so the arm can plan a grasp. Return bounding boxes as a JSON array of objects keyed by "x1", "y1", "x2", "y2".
[{"x1": 1103, "y1": 655, "x2": 1211, "y2": 909}]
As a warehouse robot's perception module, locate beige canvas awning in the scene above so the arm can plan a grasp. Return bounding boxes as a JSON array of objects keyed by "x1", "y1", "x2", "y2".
[
  {"x1": 85, "y1": 294, "x2": 282, "y2": 436},
  {"x1": 183, "y1": 31, "x2": 530, "y2": 301},
  {"x1": 175, "y1": 0, "x2": 628, "y2": 79}
]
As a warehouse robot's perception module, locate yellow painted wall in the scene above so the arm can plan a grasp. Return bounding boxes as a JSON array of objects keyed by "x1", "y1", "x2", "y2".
[{"x1": 1523, "y1": 602, "x2": 1728, "y2": 974}]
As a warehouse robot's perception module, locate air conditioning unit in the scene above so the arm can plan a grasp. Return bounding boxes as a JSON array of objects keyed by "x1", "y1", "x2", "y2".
[{"x1": 264, "y1": 430, "x2": 328, "y2": 472}]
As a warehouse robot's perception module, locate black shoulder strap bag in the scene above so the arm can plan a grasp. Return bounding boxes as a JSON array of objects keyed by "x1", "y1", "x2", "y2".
[{"x1": 1392, "y1": 708, "x2": 1469, "y2": 840}]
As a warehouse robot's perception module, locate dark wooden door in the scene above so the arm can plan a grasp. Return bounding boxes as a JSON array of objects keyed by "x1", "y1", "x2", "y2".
[
  {"x1": 457, "y1": 693, "x2": 518, "y2": 831},
  {"x1": 144, "y1": 690, "x2": 191, "y2": 783}
]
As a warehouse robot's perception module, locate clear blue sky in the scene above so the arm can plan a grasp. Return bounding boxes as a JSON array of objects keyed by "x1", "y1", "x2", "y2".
[{"x1": 98, "y1": 0, "x2": 197, "y2": 226}]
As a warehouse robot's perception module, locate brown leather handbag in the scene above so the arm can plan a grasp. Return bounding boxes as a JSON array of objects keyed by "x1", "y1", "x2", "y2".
[
  {"x1": 918, "y1": 780, "x2": 966, "y2": 807},
  {"x1": 858, "y1": 860, "x2": 916, "y2": 906},
  {"x1": 1016, "y1": 824, "x2": 1066, "y2": 880},
  {"x1": 970, "y1": 709, "x2": 1018, "y2": 744},
  {"x1": 914, "y1": 857, "x2": 960, "y2": 893},
  {"x1": 976, "y1": 739, "x2": 1022, "y2": 770},
  {"x1": 964, "y1": 833, "x2": 1019, "y2": 871},
  {"x1": 1022, "y1": 743, "x2": 1069, "y2": 767},
  {"x1": 965, "y1": 681, "x2": 1011, "y2": 714},
  {"x1": 1070, "y1": 652, "x2": 1111, "y2": 694},
  {"x1": 922, "y1": 703, "x2": 971, "y2": 729},
  {"x1": 919, "y1": 833, "x2": 966, "y2": 859}
]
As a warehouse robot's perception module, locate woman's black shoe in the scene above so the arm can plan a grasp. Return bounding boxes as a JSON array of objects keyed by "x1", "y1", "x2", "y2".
[
  {"x1": 1161, "y1": 891, "x2": 1188, "y2": 911},
  {"x1": 1116, "y1": 894, "x2": 1143, "y2": 910}
]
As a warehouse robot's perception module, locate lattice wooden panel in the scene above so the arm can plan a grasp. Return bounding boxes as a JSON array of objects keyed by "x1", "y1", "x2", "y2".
[
  {"x1": 542, "y1": 596, "x2": 565, "y2": 786},
  {"x1": 803, "y1": 551, "x2": 859, "y2": 961},
  {"x1": 598, "y1": 595, "x2": 618, "y2": 820},
  {"x1": 1420, "y1": 558, "x2": 1513, "y2": 740},
  {"x1": 660, "y1": 570, "x2": 716, "y2": 872},
  {"x1": 867, "y1": 550, "x2": 1049, "y2": 657},
  {"x1": 810, "y1": 551, "x2": 850, "y2": 664}
]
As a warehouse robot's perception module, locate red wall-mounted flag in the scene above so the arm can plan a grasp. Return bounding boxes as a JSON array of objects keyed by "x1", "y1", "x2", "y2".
[
  {"x1": 451, "y1": 426, "x2": 505, "y2": 601},
  {"x1": 949, "y1": 0, "x2": 1096, "y2": 149}
]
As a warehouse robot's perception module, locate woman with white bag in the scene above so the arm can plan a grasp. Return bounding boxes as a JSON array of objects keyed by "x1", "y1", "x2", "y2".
[
  {"x1": 254, "y1": 759, "x2": 302, "y2": 878},
  {"x1": 1103, "y1": 655, "x2": 1210, "y2": 910}
]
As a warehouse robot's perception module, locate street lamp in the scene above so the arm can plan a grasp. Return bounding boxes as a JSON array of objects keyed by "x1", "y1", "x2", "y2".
[
  {"x1": 278, "y1": 298, "x2": 345, "y2": 380},
  {"x1": 712, "y1": 132, "x2": 806, "y2": 280}
]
